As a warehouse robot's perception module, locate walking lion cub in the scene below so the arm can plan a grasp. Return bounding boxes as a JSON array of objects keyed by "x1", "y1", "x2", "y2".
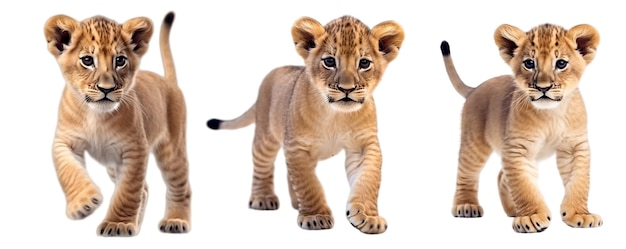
[
  {"x1": 207, "y1": 15, "x2": 404, "y2": 234},
  {"x1": 441, "y1": 23, "x2": 602, "y2": 233},
  {"x1": 44, "y1": 11, "x2": 191, "y2": 236}
]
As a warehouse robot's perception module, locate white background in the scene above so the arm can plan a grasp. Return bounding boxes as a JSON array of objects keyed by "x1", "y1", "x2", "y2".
[{"x1": 1, "y1": 0, "x2": 623, "y2": 248}]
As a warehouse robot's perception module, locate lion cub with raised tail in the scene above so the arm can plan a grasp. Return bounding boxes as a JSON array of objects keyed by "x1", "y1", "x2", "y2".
[
  {"x1": 206, "y1": 16, "x2": 404, "y2": 234},
  {"x1": 440, "y1": 23, "x2": 602, "y2": 233},
  {"x1": 44, "y1": 11, "x2": 191, "y2": 236}
]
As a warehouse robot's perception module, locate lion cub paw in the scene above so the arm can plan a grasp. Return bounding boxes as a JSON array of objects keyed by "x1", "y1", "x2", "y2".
[
  {"x1": 346, "y1": 203, "x2": 387, "y2": 234},
  {"x1": 452, "y1": 203, "x2": 483, "y2": 218},
  {"x1": 512, "y1": 212, "x2": 551, "y2": 233},
  {"x1": 249, "y1": 195, "x2": 279, "y2": 210},
  {"x1": 159, "y1": 218, "x2": 190, "y2": 233},
  {"x1": 97, "y1": 221, "x2": 138, "y2": 237},
  {"x1": 561, "y1": 210, "x2": 602, "y2": 228},
  {"x1": 297, "y1": 214, "x2": 334, "y2": 230},
  {"x1": 66, "y1": 188, "x2": 103, "y2": 220}
]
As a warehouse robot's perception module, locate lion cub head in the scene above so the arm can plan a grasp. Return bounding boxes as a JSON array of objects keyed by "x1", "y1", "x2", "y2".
[
  {"x1": 44, "y1": 14, "x2": 153, "y2": 113},
  {"x1": 494, "y1": 23, "x2": 599, "y2": 110},
  {"x1": 291, "y1": 16, "x2": 404, "y2": 112}
]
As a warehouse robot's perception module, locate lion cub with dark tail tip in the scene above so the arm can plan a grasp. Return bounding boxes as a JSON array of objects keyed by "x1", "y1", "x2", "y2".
[
  {"x1": 44, "y1": 11, "x2": 191, "y2": 236},
  {"x1": 440, "y1": 23, "x2": 602, "y2": 233},
  {"x1": 207, "y1": 15, "x2": 404, "y2": 234}
]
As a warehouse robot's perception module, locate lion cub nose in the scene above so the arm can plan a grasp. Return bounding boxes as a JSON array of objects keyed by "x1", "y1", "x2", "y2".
[
  {"x1": 337, "y1": 85, "x2": 356, "y2": 94},
  {"x1": 97, "y1": 85, "x2": 115, "y2": 94},
  {"x1": 534, "y1": 83, "x2": 553, "y2": 94}
]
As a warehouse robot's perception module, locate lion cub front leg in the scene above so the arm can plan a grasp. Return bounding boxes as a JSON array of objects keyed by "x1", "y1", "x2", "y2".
[
  {"x1": 556, "y1": 139, "x2": 602, "y2": 228},
  {"x1": 53, "y1": 138, "x2": 103, "y2": 220},
  {"x1": 502, "y1": 140, "x2": 551, "y2": 233},
  {"x1": 344, "y1": 142, "x2": 387, "y2": 234},
  {"x1": 285, "y1": 139, "x2": 333, "y2": 231},
  {"x1": 97, "y1": 146, "x2": 149, "y2": 237},
  {"x1": 105, "y1": 166, "x2": 149, "y2": 227}
]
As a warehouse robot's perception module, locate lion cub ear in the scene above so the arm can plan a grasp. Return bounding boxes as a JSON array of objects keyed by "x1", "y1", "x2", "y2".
[
  {"x1": 44, "y1": 15, "x2": 80, "y2": 57},
  {"x1": 371, "y1": 21, "x2": 405, "y2": 62},
  {"x1": 567, "y1": 24, "x2": 600, "y2": 65},
  {"x1": 122, "y1": 17, "x2": 154, "y2": 57},
  {"x1": 291, "y1": 17, "x2": 326, "y2": 60},
  {"x1": 494, "y1": 24, "x2": 527, "y2": 64}
]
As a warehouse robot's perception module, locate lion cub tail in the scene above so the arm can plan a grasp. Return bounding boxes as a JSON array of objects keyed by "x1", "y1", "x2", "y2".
[
  {"x1": 160, "y1": 11, "x2": 177, "y2": 85},
  {"x1": 440, "y1": 41, "x2": 473, "y2": 98},
  {"x1": 207, "y1": 104, "x2": 256, "y2": 130}
]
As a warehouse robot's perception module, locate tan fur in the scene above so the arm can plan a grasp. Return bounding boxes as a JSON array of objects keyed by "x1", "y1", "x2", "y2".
[
  {"x1": 44, "y1": 11, "x2": 191, "y2": 236},
  {"x1": 440, "y1": 23, "x2": 602, "y2": 233},
  {"x1": 207, "y1": 16, "x2": 404, "y2": 234}
]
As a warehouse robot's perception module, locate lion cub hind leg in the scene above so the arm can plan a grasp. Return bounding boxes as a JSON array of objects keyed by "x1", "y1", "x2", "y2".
[
  {"x1": 248, "y1": 132, "x2": 281, "y2": 211},
  {"x1": 154, "y1": 142, "x2": 192, "y2": 233},
  {"x1": 452, "y1": 136, "x2": 491, "y2": 218},
  {"x1": 497, "y1": 170, "x2": 516, "y2": 217},
  {"x1": 287, "y1": 174, "x2": 299, "y2": 210},
  {"x1": 137, "y1": 184, "x2": 149, "y2": 228}
]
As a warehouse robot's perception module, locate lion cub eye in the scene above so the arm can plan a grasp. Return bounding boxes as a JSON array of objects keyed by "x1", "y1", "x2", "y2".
[
  {"x1": 523, "y1": 59, "x2": 535, "y2": 70},
  {"x1": 321, "y1": 57, "x2": 336, "y2": 69},
  {"x1": 115, "y1": 56, "x2": 128, "y2": 69},
  {"x1": 555, "y1": 59, "x2": 568, "y2": 70},
  {"x1": 359, "y1": 59, "x2": 372, "y2": 70},
  {"x1": 80, "y1": 56, "x2": 95, "y2": 68}
]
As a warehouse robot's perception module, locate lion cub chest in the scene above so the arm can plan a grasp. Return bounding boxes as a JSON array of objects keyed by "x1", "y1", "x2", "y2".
[
  {"x1": 496, "y1": 115, "x2": 571, "y2": 161},
  {"x1": 315, "y1": 131, "x2": 348, "y2": 160},
  {"x1": 82, "y1": 115, "x2": 126, "y2": 167},
  {"x1": 293, "y1": 112, "x2": 373, "y2": 161}
]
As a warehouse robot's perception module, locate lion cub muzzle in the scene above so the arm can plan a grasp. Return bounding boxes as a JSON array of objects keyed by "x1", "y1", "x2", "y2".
[
  {"x1": 327, "y1": 72, "x2": 365, "y2": 111},
  {"x1": 530, "y1": 83, "x2": 559, "y2": 100},
  {"x1": 93, "y1": 84, "x2": 117, "y2": 101},
  {"x1": 528, "y1": 73, "x2": 562, "y2": 109},
  {"x1": 327, "y1": 87, "x2": 365, "y2": 112},
  {"x1": 328, "y1": 85, "x2": 363, "y2": 103},
  {"x1": 86, "y1": 77, "x2": 123, "y2": 112}
]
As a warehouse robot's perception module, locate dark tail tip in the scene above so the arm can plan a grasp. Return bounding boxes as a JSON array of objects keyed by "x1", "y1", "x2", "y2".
[
  {"x1": 207, "y1": 119, "x2": 222, "y2": 130},
  {"x1": 440, "y1": 40, "x2": 450, "y2": 56},
  {"x1": 164, "y1": 11, "x2": 175, "y2": 26}
]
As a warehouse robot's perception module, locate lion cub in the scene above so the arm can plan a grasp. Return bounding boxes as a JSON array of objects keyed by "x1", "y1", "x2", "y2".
[
  {"x1": 206, "y1": 16, "x2": 404, "y2": 234},
  {"x1": 440, "y1": 23, "x2": 602, "y2": 233},
  {"x1": 44, "y1": 12, "x2": 191, "y2": 236}
]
